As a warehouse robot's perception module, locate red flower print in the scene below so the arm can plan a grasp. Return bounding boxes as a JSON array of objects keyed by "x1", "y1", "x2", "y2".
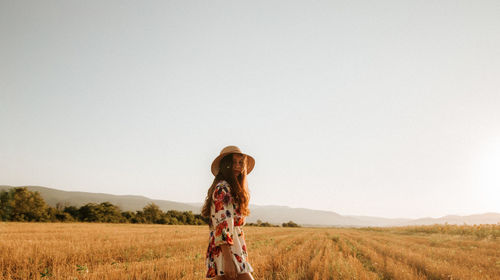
[
  {"x1": 213, "y1": 245, "x2": 221, "y2": 257},
  {"x1": 206, "y1": 266, "x2": 216, "y2": 277},
  {"x1": 216, "y1": 220, "x2": 228, "y2": 236},
  {"x1": 214, "y1": 200, "x2": 224, "y2": 212},
  {"x1": 234, "y1": 253, "x2": 242, "y2": 263},
  {"x1": 226, "y1": 234, "x2": 233, "y2": 244},
  {"x1": 223, "y1": 192, "x2": 231, "y2": 204}
]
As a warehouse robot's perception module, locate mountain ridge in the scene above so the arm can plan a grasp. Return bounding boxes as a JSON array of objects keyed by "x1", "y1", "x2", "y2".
[{"x1": 1, "y1": 185, "x2": 498, "y2": 227}]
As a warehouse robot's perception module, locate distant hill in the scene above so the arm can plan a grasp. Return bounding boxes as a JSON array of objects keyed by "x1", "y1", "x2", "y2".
[
  {"x1": 0, "y1": 185, "x2": 200, "y2": 213},
  {"x1": 399, "y1": 213, "x2": 500, "y2": 226},
  {"x1": 1, "y1": 185, "x2": 499, "y2": 227}
]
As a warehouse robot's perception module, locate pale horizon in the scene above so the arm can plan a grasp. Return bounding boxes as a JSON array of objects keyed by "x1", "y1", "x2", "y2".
[{"x1": 1, "y1": 0, "x2": 499, "y2": 220}]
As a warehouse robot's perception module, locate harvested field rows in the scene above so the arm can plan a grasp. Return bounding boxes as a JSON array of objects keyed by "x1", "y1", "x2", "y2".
[{"x1": 0, "y1": 223, "x2": 498, "y2": 279}]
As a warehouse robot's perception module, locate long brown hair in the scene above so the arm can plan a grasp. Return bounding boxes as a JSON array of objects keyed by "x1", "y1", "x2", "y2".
[{"x1": 201, "y1": 153, "x2": 250, "y2": 226}]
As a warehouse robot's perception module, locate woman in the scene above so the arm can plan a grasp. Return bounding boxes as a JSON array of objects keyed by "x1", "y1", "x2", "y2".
[{"x1": 202, "y1": 145, "x2": 255, "y2": 280}]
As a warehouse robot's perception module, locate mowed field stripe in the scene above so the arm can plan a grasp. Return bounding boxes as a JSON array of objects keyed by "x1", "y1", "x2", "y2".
[{"x1": 0, "y1": 223, "x2": 498, "y2": 280}]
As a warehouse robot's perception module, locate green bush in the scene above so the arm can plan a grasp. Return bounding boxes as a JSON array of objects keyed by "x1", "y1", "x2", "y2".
[{"x1": 0, "y1": 187, "x2": 208, "y2": 226}]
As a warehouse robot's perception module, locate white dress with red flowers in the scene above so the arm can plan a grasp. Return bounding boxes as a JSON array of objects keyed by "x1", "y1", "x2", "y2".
[{"x1": 205, "y1": 180, "x2": 254, "y2": 278}]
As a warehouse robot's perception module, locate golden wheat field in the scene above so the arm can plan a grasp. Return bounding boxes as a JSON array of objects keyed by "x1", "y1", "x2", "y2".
[{"x1": 0, "y1": 222, "x2": 499, "y2": 280}]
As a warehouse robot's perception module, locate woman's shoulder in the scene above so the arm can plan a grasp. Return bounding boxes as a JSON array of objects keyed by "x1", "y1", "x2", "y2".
[
  {"x1": 215, "y1": 180, "x2": 230, "y2": 189},
  {"x1": 213, "y1": 180, "x2": 231, "y2": 197}
]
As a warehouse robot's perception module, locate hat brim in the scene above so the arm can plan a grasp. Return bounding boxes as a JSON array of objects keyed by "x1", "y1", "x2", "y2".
[{"x1": 211, "y1": 152, "x2": 255, "y2": 176}]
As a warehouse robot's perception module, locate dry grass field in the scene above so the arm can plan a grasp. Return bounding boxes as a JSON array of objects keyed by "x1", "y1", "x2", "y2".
[{"x1": 0, "y1": 222, "x2": 498, "y2": 280}]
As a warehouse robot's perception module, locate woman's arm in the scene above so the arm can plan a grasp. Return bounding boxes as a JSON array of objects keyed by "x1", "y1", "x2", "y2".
[
  {"x1": 213, "y1": 183, "x2": 235, "y2": 246},
  {"x1": 212, "y1": 182, "x2": 238, "y2": 278}
]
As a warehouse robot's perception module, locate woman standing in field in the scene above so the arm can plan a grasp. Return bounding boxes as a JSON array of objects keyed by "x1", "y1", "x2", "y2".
[{"x1": 202, "y1": 145, "x2": 255, "y2": 280}]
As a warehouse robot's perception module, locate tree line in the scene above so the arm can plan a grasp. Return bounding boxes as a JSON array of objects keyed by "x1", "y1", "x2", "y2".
[
  {"x1": 0, "y1": 187, "x2": 301, "y2": 227},
  {"x1": 0, "y1": 187, "x2": 208, "y2": 225},
  {"x1": 247, "y1": 219, "x2": 301, "y2": 227}
]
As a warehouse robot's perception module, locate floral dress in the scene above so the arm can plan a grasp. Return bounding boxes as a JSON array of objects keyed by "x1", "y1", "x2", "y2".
[{"x1": 205, "y1": 180, "x2": 254, "y2": 278}]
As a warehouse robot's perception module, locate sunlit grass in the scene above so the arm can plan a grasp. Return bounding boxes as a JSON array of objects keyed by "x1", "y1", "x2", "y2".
[{"x1": 0, "y1": 222, "x2": 498, "y2": 279}]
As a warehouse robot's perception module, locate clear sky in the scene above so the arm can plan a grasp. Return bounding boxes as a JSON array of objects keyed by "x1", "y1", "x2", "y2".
[{"x1": 1, "y1": 0, "x2": 499, "y2": 219}]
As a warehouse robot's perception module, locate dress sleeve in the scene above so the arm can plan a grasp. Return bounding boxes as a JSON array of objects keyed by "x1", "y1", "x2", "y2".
[{"x1": 212, "y1": 181, "x2": 235, "y2": 246}]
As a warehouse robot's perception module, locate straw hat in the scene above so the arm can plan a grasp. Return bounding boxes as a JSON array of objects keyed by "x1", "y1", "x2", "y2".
[{"x1": 211, "y1": 145, "x2": 255, "y2": 176}]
